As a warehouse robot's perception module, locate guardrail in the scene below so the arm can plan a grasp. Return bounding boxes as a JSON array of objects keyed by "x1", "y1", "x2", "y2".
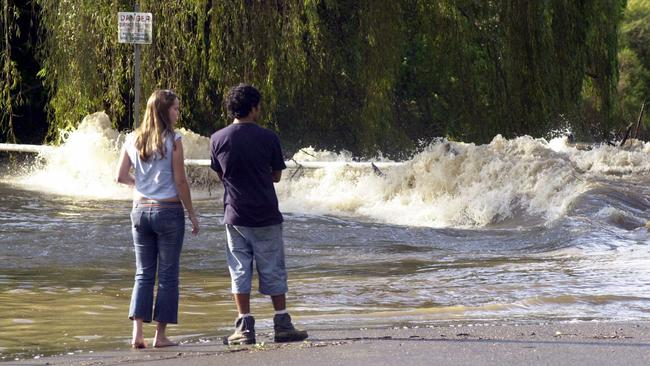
[
  {"x1": 0, "y1": 143, "x2": 55, "y2": 154},
  {"x1": 184, "y1": 158, "x2": 401, "y2": 169}
]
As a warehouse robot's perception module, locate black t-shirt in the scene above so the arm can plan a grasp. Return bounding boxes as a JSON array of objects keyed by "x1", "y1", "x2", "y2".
[{"x1": 210, "y1": 123, "x2": 286, "y2": 227}]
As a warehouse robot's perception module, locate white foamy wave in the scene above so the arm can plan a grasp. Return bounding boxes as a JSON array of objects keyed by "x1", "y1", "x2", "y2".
[
  {"x1": 7, "y1": 112, "x2": 214, "y2": 199},
  {"x1": 548, "y1": 137, "x2": 650, "y2": 175},
  {"x1": 5, "y1": 114, "x2": 650, "y2": 227},
  {"x1": 291, "y1": 146, "x2": 354, "y2": 162},
  {"x1": 574, "y1": 141, "x2": 650, "y2": 175},
  {"x1": 277, "y1": 135, "x2": 590, "y2": 227},
  {"x1": 174, "y1": 128, "x2": 216, "y2": 189},
  {"x1": 176, "y1": 127, "x2": 210, "y2": 159},
  {"x1": 12, "y1": 112, "x2": 131, "y2": 199},
  {"x1": 594, "y1": 206, "x2": 648, "y2": 230}
]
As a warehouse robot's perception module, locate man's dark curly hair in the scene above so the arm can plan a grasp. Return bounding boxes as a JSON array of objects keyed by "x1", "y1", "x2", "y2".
[{"x1": 225, "y1": 83, "x2": 261, "y2": 119}]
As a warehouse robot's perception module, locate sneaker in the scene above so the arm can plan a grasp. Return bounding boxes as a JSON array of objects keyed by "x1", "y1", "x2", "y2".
[
  {"x1": 273, "y1": 313, "x2": 308, "y2": 343},
  {"x1": 224, "y1": 315, "x2": 256, "y2": 345}
]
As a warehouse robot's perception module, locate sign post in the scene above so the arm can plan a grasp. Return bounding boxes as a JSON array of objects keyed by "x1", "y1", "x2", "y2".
[{"x1": 118, "y1": 7, "x2": 152, "y2": 129}]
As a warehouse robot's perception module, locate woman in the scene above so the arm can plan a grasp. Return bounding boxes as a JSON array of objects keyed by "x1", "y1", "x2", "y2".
[{"x1": 115, "y1": 89, "x2": 200, "y2": 349}]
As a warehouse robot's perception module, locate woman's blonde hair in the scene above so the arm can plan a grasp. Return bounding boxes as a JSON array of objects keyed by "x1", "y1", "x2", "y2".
[{"x1": 134, "y1": 89, "x2": 178, "y2": 161}]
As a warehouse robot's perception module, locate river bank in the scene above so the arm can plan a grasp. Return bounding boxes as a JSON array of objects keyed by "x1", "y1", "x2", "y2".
[{"x1": 5, "y1": 321, "x2": 650, "y2": 366}]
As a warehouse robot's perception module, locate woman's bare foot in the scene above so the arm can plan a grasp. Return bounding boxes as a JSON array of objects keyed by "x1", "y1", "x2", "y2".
[
  {"x1": 131, "y1": 339, "x2": 148, "y2": 349},
  {"x1": 153, "y1": 337, "x2": 178, "y2": 348},
  {"x1": 153, "y1": 322, "x2": 177, "y2": 348},
  {"x1": 132, "y1": 318, "x2": 147, "y2": 349}
]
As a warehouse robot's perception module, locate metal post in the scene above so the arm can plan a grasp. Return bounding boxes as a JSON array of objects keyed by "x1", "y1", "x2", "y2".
[
  {"x1": 134, "y1": 44, "x2": 141, "y2": 128},
  {"x1": 133, "y1": 2, "x2": 141, "y2": 129}
]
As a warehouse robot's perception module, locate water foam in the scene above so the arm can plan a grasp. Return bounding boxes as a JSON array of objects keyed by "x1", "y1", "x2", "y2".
[
  {"x1": 547, "y1": 136, "x2": 650, "y2": 175},
  {"x1": 5, "y1": 113, "x2": 650, "y2": 227},
  {"x1": 6, "y1": 112, "x2": 213, "y2": 199},
  {"x1": 278, "y1": 136, "x2": 589, "y2": 227},
  {"x1": 10, "y1": 112, "x2": 130, "y2": 199}
]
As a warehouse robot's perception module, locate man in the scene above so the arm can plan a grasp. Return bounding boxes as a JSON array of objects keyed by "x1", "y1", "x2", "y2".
[{"x1": 210, "y1": 83, "x2": 308, "y2": 345}]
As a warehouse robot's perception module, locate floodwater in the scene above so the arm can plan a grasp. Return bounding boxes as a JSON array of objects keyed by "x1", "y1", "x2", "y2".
[{"x1": 1, "y1": 113, "x2": 649, "y2": 360}]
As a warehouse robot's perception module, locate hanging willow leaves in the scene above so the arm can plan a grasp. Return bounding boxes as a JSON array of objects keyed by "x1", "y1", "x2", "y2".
[
  {"x1": 0, "y1": 0, "x2": 635, "y2": 155},
  {"x1": 36, "y1": 0, "x2": 132, "y2": 143},
  {"x1": 1, "y1": 0, "x2": 18, "y2": 143}
]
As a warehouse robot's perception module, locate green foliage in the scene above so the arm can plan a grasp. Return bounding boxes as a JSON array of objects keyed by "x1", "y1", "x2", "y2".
[
  {"x1": 1, "y1": 0, "x2": 50, "y2": 144},
  {"x1": 578, "y1": 0, "x2": 627, "y2": 139},
  {"x1": 1, "y1": 0, "x2": 636, "y2": 154},
  {"x1": 1, "y1": 0, "x2": 18, "y2": 143},
  {"x1": 37, "y1": 0, "x2": 132, "y2": 143},
  {"x1": 617, "y1": 0, "x2": 650, "y2": 134}
]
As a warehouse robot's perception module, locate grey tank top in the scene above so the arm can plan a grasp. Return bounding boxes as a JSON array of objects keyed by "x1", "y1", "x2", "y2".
[{"x1": 125, "y1": 132, "x2": 181, "y2": 200}]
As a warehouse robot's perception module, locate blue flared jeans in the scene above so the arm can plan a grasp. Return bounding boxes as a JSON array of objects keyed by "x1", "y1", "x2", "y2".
[{"x1": 128, "y1": 201, "x2": 185, "y2": 324}]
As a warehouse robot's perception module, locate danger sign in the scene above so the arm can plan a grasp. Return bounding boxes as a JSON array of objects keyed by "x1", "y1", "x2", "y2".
[{"x1": 118, "y1": 12, "x2": 153, "y2": 44}]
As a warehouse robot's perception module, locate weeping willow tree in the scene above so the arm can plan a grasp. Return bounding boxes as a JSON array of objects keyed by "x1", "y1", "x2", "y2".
[
  {"x1": 578, "y1": 0, "x2": 628, "y2": 139},
  {"x1": 618, "y1": 0, "x2": 650, "y2": 138},
  {"x1": 35, "y1": 0, "x2": 313, "y2": 140},
  {"x1": 36, "y1": 0, "x2": 132, "y2": 143},
  {"x1": 0, "y1": 0, "x2": 48, "y2": 144},
  {"x1": 6, "y1": 0, "x2": 629, "y2": 154},
  {"x1": 1, "y1": 0, "x2": 18, "y2": 143},
  {"x1": 273, "y1": 1, "x2": 410, "y2": 154},
  {"x1": 497, "y1": 0, "x2": 625, "y2": 139},
  {"x1": 390, "y1": 0, "x2": 626, "y2": 143}
]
